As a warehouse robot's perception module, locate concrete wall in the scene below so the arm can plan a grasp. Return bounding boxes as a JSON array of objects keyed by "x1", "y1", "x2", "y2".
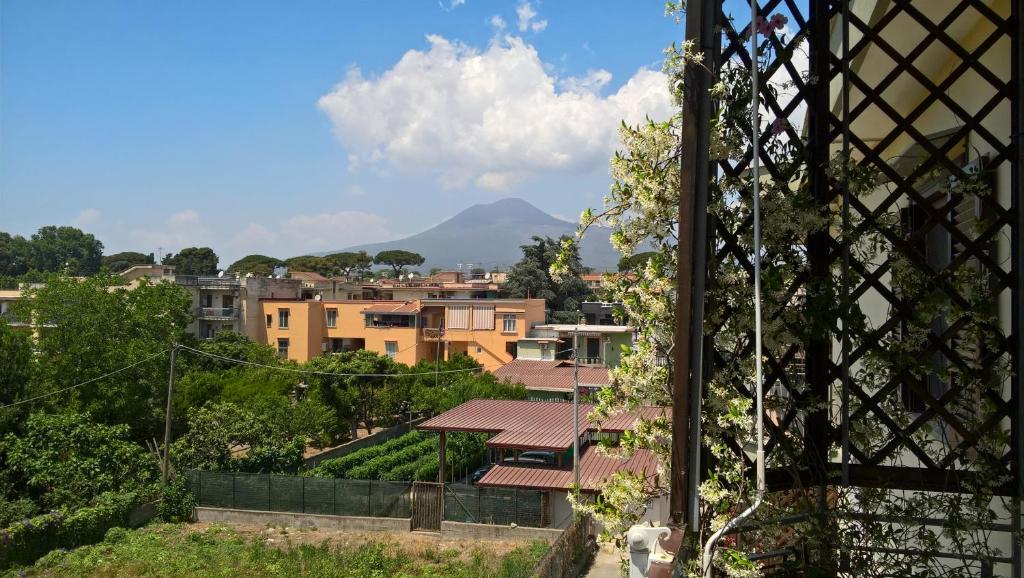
[
  {"x1": 440, "y1": 521, "x2": 563, "y2": 543},
  {"x1": 195, "y1": 507, "x2": 411, "y2": 532}
]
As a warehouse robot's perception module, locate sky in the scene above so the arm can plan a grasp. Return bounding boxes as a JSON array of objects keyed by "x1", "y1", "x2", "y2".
[{"x1": 0, "y1": 1, "x2": 752, "y2": 266}]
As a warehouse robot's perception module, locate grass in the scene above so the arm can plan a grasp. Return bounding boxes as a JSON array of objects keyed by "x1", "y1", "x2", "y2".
[{"x1": 9, "y1": 523, "x2": 549, "y2": 578}]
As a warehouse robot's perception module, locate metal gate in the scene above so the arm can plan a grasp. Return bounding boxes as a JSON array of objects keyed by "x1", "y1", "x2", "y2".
[{"x1": 411, "y1": 481, "x2": 443, "y2": 531}]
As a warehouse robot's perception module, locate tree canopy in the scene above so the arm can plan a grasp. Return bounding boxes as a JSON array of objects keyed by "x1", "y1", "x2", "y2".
[
  {"x1": 503, "y1": 236, "x2": 591, "y2": 322},
  {"x1": 284, "y1": 255, "x2": 336, "y2": 277},
  {"x1": 163, "y1": 247, "x2": 219, "y2": 276},
  {"x1": 101, "y1": 252, "x2": 155, "y2": 273},
  {"x1": 15, "y1": 275, "x2": 192, "y2": 438},
  {"x1": 226, "y1": 254, "x2": 284, "y2": 277},
  {"x1": 373, "y1": 250, "x2": 424, "y2": 277},
  {"x1": 325, "y1": 251, "x2": 373, "y2": 279},
  {"x1": 0, "y1": 227, "x2": 103, "y2": 277}
]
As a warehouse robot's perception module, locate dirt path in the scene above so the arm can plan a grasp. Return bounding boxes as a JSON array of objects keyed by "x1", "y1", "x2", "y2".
[{"x1": 185, "y1": 522, "x2": 529, "y2": 561}]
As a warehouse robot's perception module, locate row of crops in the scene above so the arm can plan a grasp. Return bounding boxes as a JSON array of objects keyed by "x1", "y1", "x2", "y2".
[{"x1": 303, "y1": 431, "x2": 486, "y2": 482}]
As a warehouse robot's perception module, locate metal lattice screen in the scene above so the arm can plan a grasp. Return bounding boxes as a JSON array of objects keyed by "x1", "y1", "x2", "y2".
[{"x1": 701, "y1": 0, "x2": 1020, "y2": 494}]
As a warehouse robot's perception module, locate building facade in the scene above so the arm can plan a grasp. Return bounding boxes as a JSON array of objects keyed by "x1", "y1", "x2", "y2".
[{"x1": 260, "y1": 297, "x2": 545, "y2": 370}]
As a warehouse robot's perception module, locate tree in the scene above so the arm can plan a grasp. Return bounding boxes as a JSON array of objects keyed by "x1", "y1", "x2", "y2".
[
  {"x1": 284, "y1": 255, "x2": 336, "y2": 277},
  {"x1": 616, "y1": 251, "x2": 657, "y2": 273},
  {"x1": 164, "y1": 247, "x2": 218, "y2": 275},
  {"x1": 101, "y1": 251, "x2": 155, "y2": 273},
  {"x1": 0, "y1": 319, "x2": 34, "y2": 433},
  {"x1": 325, "y1": 251, "x2": 373, "y2": 279},
  {"x1": 226, "y1": 254, "x2": 284, "y2": 277},
  {"x1": 171, "y1": 402, "x2": 304, "y2": 473},
  {"x1": 16, "y1": 275, "x2": 192, "y2": 438},
  {"x1": 373, "y1": 250, "x2": 425, "y2": 277},
  {"x1": 2, "y1": 412, "x2": 158, "y2": 509},
  {"x1": 305, "y1": 350, "x2": 404, "y2": 437},
  {"x1": 504, "y1": 236, "x2": 591, "y2": 322},
  {"x1": 0, "y1": 233, "x2": 32, "y2": 277},
  {"x1": 29, "y1": 226, "x2": 104, "y2": 275}
]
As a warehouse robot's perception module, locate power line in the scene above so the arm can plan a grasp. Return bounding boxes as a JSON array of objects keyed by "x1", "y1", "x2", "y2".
[
  {"x1": 0, "y1": 348, "x2": 172, "y2": 410},
  {"x1": 176, "y1": 344, "x2": 483, "y2": 378}
]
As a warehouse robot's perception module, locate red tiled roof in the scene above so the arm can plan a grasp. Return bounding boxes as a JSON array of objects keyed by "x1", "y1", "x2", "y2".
[
  {"x1": 290, "y1": 271, "x2": 329, "y2": 282},
  {"x1": 493, "y1": 359, "x2": 611, "y2": 391},
  {"x1": 418, "y1": 399, "x2": 669, "y2": 451},
  {"x1": 361, "y1": 301, "x2": 420, "y2": 314},
  {"x1": 477, "y1": 446, "x2": 661, "y2": 493}
]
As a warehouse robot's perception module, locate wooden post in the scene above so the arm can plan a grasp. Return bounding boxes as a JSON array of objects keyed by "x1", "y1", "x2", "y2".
[{"x1": 439, "y1": 430, "x2": 447, "y2": 483}]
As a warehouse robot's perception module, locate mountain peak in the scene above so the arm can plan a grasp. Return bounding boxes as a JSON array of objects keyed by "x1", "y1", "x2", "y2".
[{"x1": 320, "y1": 197, "x2": 616, "y2": 271}]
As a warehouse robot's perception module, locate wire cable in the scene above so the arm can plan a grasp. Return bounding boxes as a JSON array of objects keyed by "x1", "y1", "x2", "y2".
[
  {"x1": 0, "y1": 348, "x2": 171, "y2": 410},
  {"x1": 176, "y1": 344, "x2": 483, "y2": 378}
]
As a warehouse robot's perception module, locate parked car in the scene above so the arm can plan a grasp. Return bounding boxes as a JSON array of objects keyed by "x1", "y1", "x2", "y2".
[
  {"x1": 502, "y1": 450, "x2": 557, "y2": 466},
  {"x1": 471, "y1": 464, "x2": 493, "y2": 484}
]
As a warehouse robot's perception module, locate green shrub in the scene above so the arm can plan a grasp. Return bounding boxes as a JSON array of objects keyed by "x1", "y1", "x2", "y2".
[
  {"x1": 157, "y1": 477, "x2": 196, "y2": 523},
  {"x1": 345, "y1": 437, "x2": 438, "y2": 480},
  {"x1": 0, "y1": 497, "x2": 38, "y2": 528},
  {"x1": 0, "y1": 490, "x2": 144, "y2": 570}
]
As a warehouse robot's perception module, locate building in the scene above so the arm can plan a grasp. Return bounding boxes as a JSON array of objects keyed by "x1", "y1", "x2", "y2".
[
  {"x1": 259, "y1": 297, "x2": 545, "y2": 370},
  {"x1": 581, "y1": 301, "x2": 620, "y2": 325},
  {"x1": 419, "y1": 399, "x2": 669, "y2": 528},
  {"x1": 516, "y1": 323, "x2": 634, "y2": 368},
  {"x1": 493, "y1": 359, "x2": 611, "y2": 401},
  {"x1": 0, "y1": 288, "x2": 26, "y2": 328},
  {"x1": 119, "y1": 264, "x2": 177, "y2": 287},
  {"x1": 580, "y1": 273, "x2": 604, "y2": 292}
]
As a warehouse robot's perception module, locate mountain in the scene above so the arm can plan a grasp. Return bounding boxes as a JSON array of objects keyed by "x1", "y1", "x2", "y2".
[{"x1": 322, "y1": 198, "x2": 619, "y2": 272}]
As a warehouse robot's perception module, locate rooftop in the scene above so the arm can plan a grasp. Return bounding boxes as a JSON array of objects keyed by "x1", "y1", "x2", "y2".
[
  {"x1": 493, "y1": 359, "x2": 610, "y2": 392},
  {"x1": 361, "y1": 301, "x2": 421, "y2": 314},
  {"x1": 477, "y1": 445, "x2": 660, "y2": 493},
  {"x1": 419, "y1": 399, "x2": 668, "y2": 451},
  {"x1": 533, "y1": 324, "x2": 634, "y2": 334}
]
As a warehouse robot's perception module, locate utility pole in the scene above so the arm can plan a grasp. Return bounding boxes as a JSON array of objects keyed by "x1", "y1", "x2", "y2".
[
  {"x1": 572, "y1": 323, "x2": 580, "y2": 494},
  {"x1": 162, "y1": 344, "x2": 179, "y2": 486}
]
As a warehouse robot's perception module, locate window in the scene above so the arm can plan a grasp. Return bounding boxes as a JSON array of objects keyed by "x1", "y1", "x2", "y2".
[
  {"x1": 204, "y1": 294, "x2": 213, "y2": 308},
  {"x1": 277, "y1": 338, "x2": 289, "y2": 357},
  {"x1": 222, "y1": 295, "x2": 233, "y2": 309},
  {"x1": 502, "y1": 314, "x2": 517, "y2": 333},
  {"x1": 505, "y1": 342, "x2": 518, "y2": 358},
  {"x1": 266, "y1": 314, "x2": 272, "y2": 328},
  {"x1": 326, "y1": 309, "x2": 338, "y2": 328},
  {"x1": 278, "y1": 309, "x2": 289, "y2": 329},
  {"x1": 385, "y1": 341, "x2": 398, "y2": 358}
]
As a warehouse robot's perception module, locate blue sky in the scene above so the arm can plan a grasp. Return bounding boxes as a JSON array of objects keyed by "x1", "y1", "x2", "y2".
[{"x1": 1, "y1": 1, "x2": 691, "y2": 265}]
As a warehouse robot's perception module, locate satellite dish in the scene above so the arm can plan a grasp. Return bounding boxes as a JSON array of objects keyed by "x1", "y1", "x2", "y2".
[
  {"x1": 218, "y1": 270, "x2": 224, "y2": 278},
  {"x1": 409, "y1": 273, "x2": 416, "y2": 279},
  {"x1": 484, "y1": 272, "x2": 491, "y2": 280},
  {"x1": 314, "y1": 294, "x2": 322, "y2": 301}
]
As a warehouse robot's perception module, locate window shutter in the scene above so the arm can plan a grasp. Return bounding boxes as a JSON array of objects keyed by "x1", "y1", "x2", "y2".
[
  {"x1": 447, "y1": 305, "x2": 469, "y2": 329},
  {"x1": 472, "y1": 305, "x2": 495, "y2": 330}
]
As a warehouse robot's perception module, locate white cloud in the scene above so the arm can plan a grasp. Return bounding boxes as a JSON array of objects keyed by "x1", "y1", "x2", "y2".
[
  {"x1": 489, "y1": 15, "x2": 506, "y2": 30},
  {"x1": 133, "y1": 209, "x2": 210, "y2": 251},
  {"x1": 558, "y1": 69, "x2": 612, "y2": 95},
  {"x1": 318, "y1": 35, "x2": 672, "y2": 191},
  {"x1": 73, "y1": 208, "x2": 101, "y2": 227},
  {"x1": 516, "y1": 2, "x2": 547, "y2": 32},
  {"x1": 230, "y1": 211, "x2": 393, "y2": 257}
]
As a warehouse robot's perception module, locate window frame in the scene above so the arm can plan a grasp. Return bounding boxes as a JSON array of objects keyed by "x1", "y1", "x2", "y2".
[
  {"x1": 277, "y1": 338, "x2": 289, "y2": 357},
  {"x1": 278, "y1": 308, "x2": 290, "y2": 329},
  {"x1": 326, "y1": 308, "x2": 338, "y2": 329},
  {"x1": 502, "y1": 313, "x2": 517, "y2": 333}
]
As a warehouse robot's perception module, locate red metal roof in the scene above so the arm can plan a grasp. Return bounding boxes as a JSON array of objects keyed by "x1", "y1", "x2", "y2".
[
  {"x1": 418, "y1": 399, "x2": 670, "y2": 451},
  {"x1": 477, "y1": 446, "x2": 661, "y2": 493},
  {"x1": 493, "y1": 360, "x2": 611, "y2": 391}
]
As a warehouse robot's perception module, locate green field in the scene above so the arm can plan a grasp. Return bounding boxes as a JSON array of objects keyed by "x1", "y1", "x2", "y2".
[{"x1": 10, "y1": 523, "x2": 548, "y2": 578}]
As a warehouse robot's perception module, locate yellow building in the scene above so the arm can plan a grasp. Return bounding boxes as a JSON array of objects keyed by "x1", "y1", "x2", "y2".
[{"x1": 259, "y1": 298, "x2": 546, "y2": 371}]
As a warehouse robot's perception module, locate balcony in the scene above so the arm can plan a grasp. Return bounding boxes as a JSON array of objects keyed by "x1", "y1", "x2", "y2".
[
  {"x1": 195, "y1": 307, "x2": 239, "y2": 319},
  {"x1": 176, "y1": 275, "x2": 240, "y2": 289},
  {"x1": 422, "y1": 328, "x2": 444, "y2": 341}
]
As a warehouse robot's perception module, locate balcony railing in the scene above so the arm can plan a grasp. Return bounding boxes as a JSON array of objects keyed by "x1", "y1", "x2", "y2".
[
  {"x1": 575, "y1": 357, "x2": 604, "y2": 366},
  {"x1": 196, "y1": 307, "x2": 238, "y2": 319},
  {"x1": 422, "y1": 328, "x2": 444, "y2": 341},
  {"x1": 176, "y1": 275, "x2": 240, "y2": 289}
]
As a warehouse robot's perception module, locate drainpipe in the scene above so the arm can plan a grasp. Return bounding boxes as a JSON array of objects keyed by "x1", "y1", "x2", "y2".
[{"x1": 701, "y1": 1, "x2": 766, "y2": 574}]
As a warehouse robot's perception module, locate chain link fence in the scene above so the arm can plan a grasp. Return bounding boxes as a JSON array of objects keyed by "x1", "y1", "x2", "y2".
[
  {"x1": 443, "y1": 483, "x2": 547, "y2": 527},
  {"x1": 184, "y1": 470, "x2": 412, "y2": 518}
]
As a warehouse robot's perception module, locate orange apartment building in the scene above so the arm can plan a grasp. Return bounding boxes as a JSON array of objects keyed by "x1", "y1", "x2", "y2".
[{"x1": 258, "y1": 298, "x2": 546, "y2": 371}]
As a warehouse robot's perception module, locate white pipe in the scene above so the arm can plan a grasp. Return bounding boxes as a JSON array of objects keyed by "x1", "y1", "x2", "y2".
[{"x1": 701, "y1": 1, "x2": 767, "y2": 575}]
